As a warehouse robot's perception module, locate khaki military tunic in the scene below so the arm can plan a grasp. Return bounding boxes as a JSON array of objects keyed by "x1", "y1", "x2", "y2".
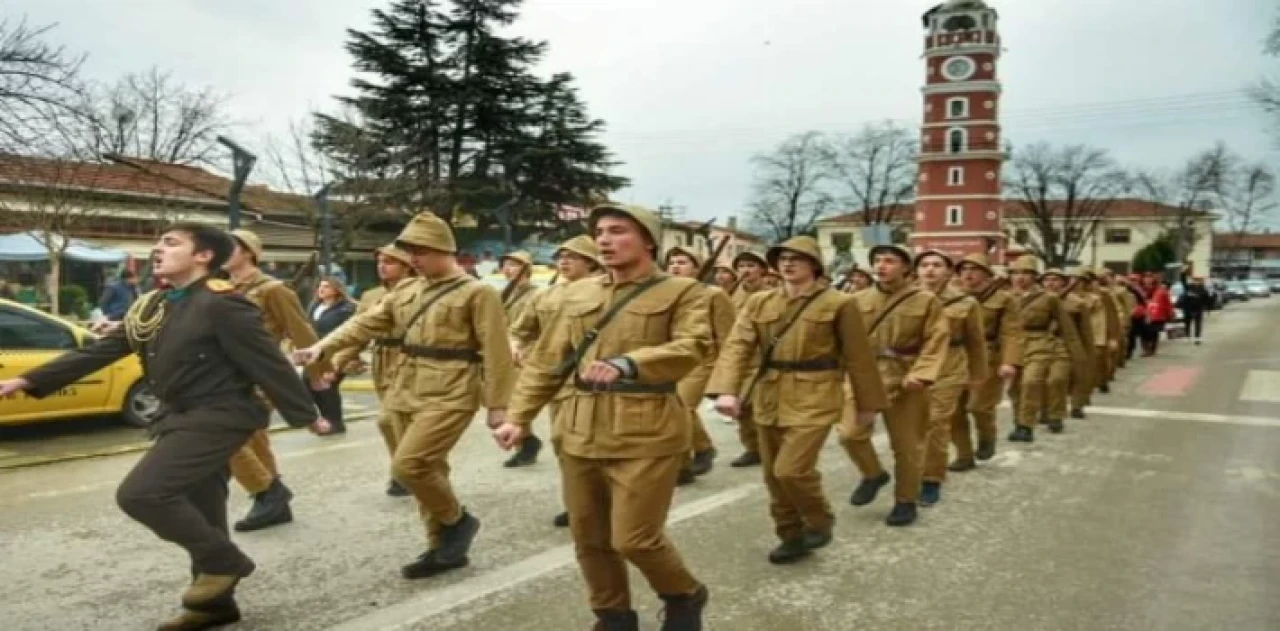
[
  {"x1": 509, "y1": 278, "x2": 591, "y2": 442},
  {"x1": 503, "y1": 281, "x2": 537, "y2": 325},
  {"x1": 953, "y1": 282, "x2": 1022, "y2": 462},
  {"x1": 1015, "y1": 288, "x2": 1084, "y2": 427},
  {"x1": 1061, "y1": 291, "x2": 1095, "y2": 410},
  {"x1": 678, "y1": 285, "x2": 735, "y2": 454},
  {"x1": 921, "y1": 286, "x2": 988, "y2": 482},
  {"x1": 728, "y1": 280, "x2": 767, "y2": 454},
  {"x1": 331, "y1": 279, "x2": 412, "y2": 455}
]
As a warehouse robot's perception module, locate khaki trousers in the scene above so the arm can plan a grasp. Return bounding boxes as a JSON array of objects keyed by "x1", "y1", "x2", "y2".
[
  {"x1": 228, "y1": 429, "x2": 278, "y2": 495},
  {"x1": 677, "y1": 370, "x2": 715, "y2": 455},
  {"x1": 1096, "y1": 346, "x2": 1112, "y2": 385},
  {"x1": 1048, "y1": 359, "x2": 1072, "y2": 421},
  {"x1": 1016, "y1": 360, "x2": 1048, "y2": 429},
  {"x1": 738, "y1": 406, "x2": 759, "y2": 455},
  {"x1": 758, "y1": 424, "x2": 834, "y2": 540},
  {"x1": 388, "y1": 409, "x2": 474, "y2": 549},
  {"x1": 376, "y1": 408, "x2": 402, "y2": 459},
  {"x1": 560, "y1": 454, "x2": 701, "y2": 610},
  {"x1": 838, "y1": 389, "x2": 926, "y2": 503},
  {"x1": 923, "y1": 386, "x2": 965, "y2": 482},
  {"x1": 953, "y1": 370, "x2": 1001, "y2": 461}
]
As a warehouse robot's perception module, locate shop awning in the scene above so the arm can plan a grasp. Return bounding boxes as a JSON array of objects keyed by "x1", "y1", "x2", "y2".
[{"x1": 0, "y1": 231, "x2": 128, "y2": 263}]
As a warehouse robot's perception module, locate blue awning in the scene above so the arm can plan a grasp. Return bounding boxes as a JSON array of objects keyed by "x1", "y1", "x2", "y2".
[{"x1": 0, "y1": 231, "x2": 128, "y2": 263}]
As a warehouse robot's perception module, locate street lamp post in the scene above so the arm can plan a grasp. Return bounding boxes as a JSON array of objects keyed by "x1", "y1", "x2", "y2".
[
  {"x1": 216, "y1": 136, "x2": 258, "y2": 231},
  {"x1": 315, "y1": 183, "x2": 333, "y2": 280}
]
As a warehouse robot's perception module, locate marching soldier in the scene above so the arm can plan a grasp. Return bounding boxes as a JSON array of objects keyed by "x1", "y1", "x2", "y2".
[
  {"x1": 223, "y1": 229, "x2": 331, "y2": 531},
  {"x1": 709, "y1": 236, "x2": 887, "y2": 563},
  {"x1": 1012, "y1": 264, "x2": 1085, "y2": 439},
  {"x1": 1055, "y1": 268, "x2": 1097, "y2": 420},
  {"x1": 1100, "y1": 269, "x2": 1133, "y2": 371},
  {"x1": 0, "y1": 223, "x2": 322, "y2": 630},
  {"x1": 500, "y1": 250, "x2": 538, "y2": 324},
  {"x1": 839, "y1": 243, "x2": 949, "y2": 527},
  {"x1": 844, "y1": 265, "x2": 874, "y2": 292},
  {"x1": 331, "y1": 244, "x2": 416, "y2": 497},
  {"x1": 665, "y1": 245, "x2": 735, "y2": 485},
  {"x1": 294, "y1": 212, "x2": 515, "y2": 580},
  {"x1": 509, "y1": 234, "x2": 601, "y2": 526},
  {"x1": 764, "y1": 268, "x2": 782, "y2": 289},
  {"x1": 493, "y1": 203, "x2": 711, "y2": 631},
  {"x1": 913, "y1": 250, "x2": 988, "y2": 506},
  {"x1": 950, "y1": 253, "x2": 1021, "y2": 470},
  {"x1": 713, "y1": 262, "x2": 738, "y2": 294},
  {"x1": 727, "y1": 249, "x2": 770, "y2": 467},
  {"x1": 1079, "y1": 269, "x2": 1121, "y2": 394}
]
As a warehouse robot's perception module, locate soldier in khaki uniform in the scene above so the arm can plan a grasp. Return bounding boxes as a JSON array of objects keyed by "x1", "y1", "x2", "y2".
[
  {"x1": 1099, "y1": 269, "x2": 1132, "y2": 373},
  {"x1": 1077, "y1": 269, "x2": 1121, "y2": 395},
  {"x1": 331, "y1": 244, "x2": 416, "y2": 497},
  {"x1": 665, "y1": 245, "x2": 735, "y2": 485},
  {"x1": 913, "y1": 250, "x2": 988, "y2": 506},
  {"x1": 500, "y1": 250, "x2": 538, "y2": 324},
  {"x1": 295, "y1": 213, "x2": 515, "y2": 580},
  {"x1": 764, "y1": 268, "x2": 782, "y2": 289},
  {"x1": 727, "y1": 249, "x2": 770, "y2": 468},
  {"x1": 1011, "y1": 264, "x2": 1085, "y2": 440},
  {"x1": 494, "y1": 203, "x2": 710, "y2": 631},
  {"x1": 709, "y1": 236, "x2": 886, "y2": 564},
  {"x1": 223, "y1": 229, "x2": 330, "y2": 532},
  {"x1": 839, "y1": 244, "x2": 949, "y2": 527},
  {"x1": 1053, "y1": 269, "x2": 1097, "y2": 421},
  {"x1": 841, "y1": 265, "x2": 874, "y2": 292},
  {"x1": 950, "y1": 253, "x2": 1021, "y2": 470},
  {"x1": 713, "y1": 263, "x2": 737, "y2": 294}
]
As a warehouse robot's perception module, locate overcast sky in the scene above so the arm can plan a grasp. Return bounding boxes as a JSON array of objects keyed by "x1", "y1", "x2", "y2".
[{"x1": 9, "y1": 0, "x2": 1279, "y2": 221}]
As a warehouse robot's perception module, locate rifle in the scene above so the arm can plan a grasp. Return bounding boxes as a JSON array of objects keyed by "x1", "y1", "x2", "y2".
[
  {"x1": 693, "y1": 218, "x2": 733, "y2": 285},
  {"x1": 287, "y1": 252, "x2": 320, "y2": 304}
]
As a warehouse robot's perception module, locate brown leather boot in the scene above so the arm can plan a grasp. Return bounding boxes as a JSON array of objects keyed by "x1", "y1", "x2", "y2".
[
  {"x1": 156, "y1": 602, "x2": 241, "y2": 631},
  {"x1": 181, "y1": 562, "x2": 253, "y2": 611}
]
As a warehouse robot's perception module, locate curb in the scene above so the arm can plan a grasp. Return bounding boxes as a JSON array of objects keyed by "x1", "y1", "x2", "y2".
[{"x1": 0, "y1": 410, "x2": 380, "y2": 472}]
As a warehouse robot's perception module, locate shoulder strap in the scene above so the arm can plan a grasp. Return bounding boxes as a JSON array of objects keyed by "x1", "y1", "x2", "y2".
[
  {"x1": 1020, "y1": 290, "x2": 1047, "y2": 310},
  {"x1": 402, "y1": 277, "x2": 470, "y2": 334},
  {"x1": 553, "y1": 275, "x2": 668, "y2": 377},
  {"x1": 943, "y1": 294, "x2": 970, "y2": 308},
  {"x1": 738, "y1": 289, "x2": 828, "y2": 402},
  {"x1": 867, "y1": 288, "x2": 921, "y2": 335}
]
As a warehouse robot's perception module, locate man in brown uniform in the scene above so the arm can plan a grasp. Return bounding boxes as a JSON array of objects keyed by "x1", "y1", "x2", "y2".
[
  {"x1": 840, "y1": 244, "x2": 949, "y2": 527},
  {"x1": 294, "y1": 213, "x2": 515, "y2": 579},
  {"x1": 493, "y1": 203, "x2": 711, "y2": 631},
  {"x1": 841, "y1": 265, "x2": 874, "y2": 292},
  {"x1": 1, "y1": 223, "x2": 322, "y2": 630},
  {"x1": 1012, "y1": 263, "x2": 1085, "y2": 439},
  {"x1": 1053, "y1": 268, "x2": 1097, "y2": 421},
  {"x1": 727, "y1": 249, "x2": 770, "y2": 467},
  {"x1": 1077, "y1": 269, "x2": 1121, "y2": 396},
  {"x1": 223, "y1": 229, "x2": 330, "y2": 532},
  {"x1": 500, "y1": 250, "x2": 538, "y2": 324},
  {"x1": 665, "y1": 245, "x2": 735, "y2": 484},
  {"x1": 713, "y1": 263, "x2": 737, "y2": 294},
  {"x1": 1098, "y1": 268, "x2": 1131, "y2": 375},
  {"x1": 332, "y1": 244, "x2": 416, "y2": 496},
  {"x1": 913, "y1": 250, "x2": 988, "y2": 506},
  {"x1": 950, "y1": 253, "x2": 1021, "y2": 471},
  {"x1": 711, "y1": 236, "x2": 886, "y2": 563}
]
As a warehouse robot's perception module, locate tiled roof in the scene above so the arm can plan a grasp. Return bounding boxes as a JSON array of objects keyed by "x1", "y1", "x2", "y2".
[
  {"x1": 1212, "y1": 233, "x2": 1280, "y2": 249},
  {"x1": 818, "y1": 199, "x2": 1211, "y2": 225},
  {"x1": 106, "y1": 155, "x2": 313, "y2": 218},
  {"x1": 0, "y1": 153, "x2": 218, "y2": 203}
]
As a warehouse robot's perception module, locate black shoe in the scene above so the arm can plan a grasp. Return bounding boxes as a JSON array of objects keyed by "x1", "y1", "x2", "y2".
[
  {"x1": 234, "y1": 478, "x2": 293, "y2": 532},
  {"x1": 1070, "y1": 408, "x2": 1086, "y2": 419},
  {"x1": 849, "y1": 472, "x2": 891, "y2": 506},
  {"x1": 729, "y1": 452, "x2": 761, "y2": 468},
  {"x1": 801, "y1": 529, "x2": 832, "y2": 550},
  {"x1": 592, "y1": 609, "x2": 640, "y2": 631},
  {"x1": 436, "y1": 511, "x2": 481, "y2": 563},
  {"x1": 920, "y1": 482, "x2": 941, "y2": 507},
  {"x1": 1048, "y1": 420, "x2": 1065, "y2": 434},
  {"x1": 677, "y1": 466, "x2": 697, "y2": 486},
  {"x1": 1099, "y1": 383, "x2": 1110, "y2": 394},
  {"x1": 659, "y1": 584, "x2": 708, "y2": 631},
  {"x1": 885, "y1": 502, "x2": 918, "y2": 527},
  {"x1": 767, "y1": 538, "x2": 811, "y2": 565},
  {"x1": 156, "y1": 602, "x2": 241, "y2": 631},
  {"x1": 552, "y1": 511, "x2": 570, "y2": 528},
  {"x1": 690, "y1": 449, "x2": 716, "y2": 476},
  {"x1": 386, "y1": 480, "x2": 410, "y2": 497},
  {"x1": 1008, "y1": 426, "x2": 1034, "y2": 443},
  {"x1": 975, "y1": 440, "x2": 996, "y2": 461},
  {"x1": 948, "y1": 458, "x2": 977, "y2": 472},
  {"x1": 503, "y1": 434, "x2": 543, "y2": 468},
  {"x1": 400, "y1": 549, "x2": 469, "y2": 579}
]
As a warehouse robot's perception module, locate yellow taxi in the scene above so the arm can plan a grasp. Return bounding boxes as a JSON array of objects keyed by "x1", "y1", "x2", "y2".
[
  {"x1": 480, "y1": 264, "x2": 559, "y2": 292},
  {"x1": 0, "y1": 298, "x2": 159, "y2": 427}
]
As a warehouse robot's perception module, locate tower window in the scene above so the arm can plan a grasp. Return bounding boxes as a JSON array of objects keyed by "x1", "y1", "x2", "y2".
[
  {"x1": 948, "y1": 167, "x2": 965, "y2": 186},
  {"x1": 946, "y1": 205, "x2": 964, "y2": 226},
  {"x1": 947, "y1": 128, "x2": 968, "y2": 154},
  {"x1": 947, "y1": 97, "x2": 969, "y2": 119}
]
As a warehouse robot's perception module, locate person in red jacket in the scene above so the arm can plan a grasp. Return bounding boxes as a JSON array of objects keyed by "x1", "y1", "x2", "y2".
[{"x1": 1140, "y1": 273, "x2": 1173, "y2": 356}]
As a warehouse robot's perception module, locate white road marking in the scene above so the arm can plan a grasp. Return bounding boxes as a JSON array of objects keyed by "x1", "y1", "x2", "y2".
[
  {"x1": 328, "y1": 484, "x2": 758, "y2": 631},
  {"x1": 1237, "y1": 370, "x2": 1280, "y2": 403},
  {"x1": 1090, "y1": 405, "x2": 1280, "y2": 429}
]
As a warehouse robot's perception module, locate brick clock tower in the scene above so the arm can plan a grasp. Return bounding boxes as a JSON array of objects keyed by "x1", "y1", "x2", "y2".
[{"x1": 911, "y1": 0, "x2": 1006, "y2": 262}]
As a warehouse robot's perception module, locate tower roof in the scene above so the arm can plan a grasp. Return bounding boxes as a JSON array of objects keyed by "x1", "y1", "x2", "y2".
[{"x1": 923, "y1": 0, "x2": 997, "y2": 27}]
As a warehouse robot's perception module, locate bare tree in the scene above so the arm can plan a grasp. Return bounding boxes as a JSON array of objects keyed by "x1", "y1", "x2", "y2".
[
  {"x1": 823, "y1": 121, "x2": 918, "y2": 225},
  {"x1": 745, "y1": 131, "x2": 836, "y2": 242},
  {"x1": 1005, "y1": 143, "x2": 1129, "y2": 267},
  {"x1": 1222, "y1": 162, "x2": 1277, "y2": 249},
  {"x1": 0, "y1": 18, "x2": 84, "y2": 154},
  {"x1": 1135, "y1": 143, "x2": 1233, "y2": 265}
]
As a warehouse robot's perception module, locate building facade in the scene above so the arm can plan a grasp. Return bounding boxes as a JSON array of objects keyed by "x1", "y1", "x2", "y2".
[
  {"x1": 1211, "y1": 233, "x2": 1280, "y2": 279},
  {"x1": 910, "y1": 0, "x2": 1007, "y2": 260}
]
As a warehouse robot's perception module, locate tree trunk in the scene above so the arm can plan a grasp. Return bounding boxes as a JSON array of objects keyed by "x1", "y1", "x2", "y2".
[{"x1": 47, "y1": 254, "x2": 61, "y2": 316}]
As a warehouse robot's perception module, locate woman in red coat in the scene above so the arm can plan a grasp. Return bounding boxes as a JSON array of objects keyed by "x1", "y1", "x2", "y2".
[{"x1": 1140, "y1": 273, "x2": 1173, "y2": 356}]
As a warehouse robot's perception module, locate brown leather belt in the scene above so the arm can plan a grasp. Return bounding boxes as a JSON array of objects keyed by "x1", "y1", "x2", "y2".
[
  {"x1": 574, "y1": 377, "x2": 677, "y2": 394},
  {"x1": 764, "y1": 358, "x2": 840, "y2": 372},
  {"x1": 949, "y1": 338, "x2": 966, "y2": 347},
  {"x1": 374, "y1": 338, "x2": 403, "y2": 349},
  {"x1": 403, "y1": 345, "x2": 481, "y2": 362}
]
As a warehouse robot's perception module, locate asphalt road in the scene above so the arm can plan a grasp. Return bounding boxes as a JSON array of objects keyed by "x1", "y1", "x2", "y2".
[{"x1": 1, "y1": 301, "x2": 1278, "y2": 630}]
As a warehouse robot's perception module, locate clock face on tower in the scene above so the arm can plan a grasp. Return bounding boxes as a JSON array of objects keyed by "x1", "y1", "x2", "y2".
[{"x1": 941, "y1": 56, "x2": 976, "y2": 81}]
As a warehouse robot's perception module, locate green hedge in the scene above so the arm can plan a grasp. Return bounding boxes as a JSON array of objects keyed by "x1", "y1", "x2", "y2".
[{"x1": 58, "y1": 284, "x2": 90, "y2": 319}]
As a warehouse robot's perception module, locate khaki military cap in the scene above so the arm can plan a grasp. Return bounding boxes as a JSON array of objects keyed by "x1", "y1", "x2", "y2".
[
  {"x1": 1066, "y1": 266, "x2": 1094, "y2": 279},
  {"x1": 869, "y1": 244, "x2": 913, "y2": 265},
  {"x1": 732, "y1": 249, "x2": 769, "y2": 269},
  {"x1": 1007, "y1": 257, "x2": 1041, "y2": 275},
  {"x1": 499, "y1": 250, "x2": 534, "y2": 270},
  {"x1": 714, "y1": 262, "x2": 738, "y2": 277},
  {"x1": 229, "y1": 229, "x2": 264, "y2": 261},
  {"x1": 665, "y1": 245, "x2": 704, "y2": 269},
  {"x1": 913, "y1": 248, "x2": 954, "y2": 270},
  {"x1": 589, "y1": 203, "x2": 663, "y2": 258},
  {"x1": 955, "y1": 252, "x2": 994, "y2": 275},
  {"x1": 767, "y1": 236, "x2": 824, "y2": 276},
  {"x1": 555, "y1": 235, "x2": 600, "y2": 267},
  {"x1": 396, "y1": 212, "x2": 457, "y2": 253},
  {"x1": 375, "y1": 243, "x2": 413, "y2": 268},
  {"x1": 1041, "y1": 267, "x2": 1068, "y2": 280}
]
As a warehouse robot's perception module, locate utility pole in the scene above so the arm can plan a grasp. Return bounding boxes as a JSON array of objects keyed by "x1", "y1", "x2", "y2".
[
  {"x1": 217, "y1": 136, "x2": 258, "y2": 231},
  {"x1": 315, "y1": 183, "x2": 334, "y2": 279}
]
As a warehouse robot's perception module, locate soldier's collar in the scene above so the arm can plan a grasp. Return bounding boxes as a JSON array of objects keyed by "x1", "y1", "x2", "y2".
[
  {"x1": 602, "y1": 266, "x2": 663, "y2": 287},
  {"x1": 875, "y1": 279, "x2": 910, "y2": 295}
]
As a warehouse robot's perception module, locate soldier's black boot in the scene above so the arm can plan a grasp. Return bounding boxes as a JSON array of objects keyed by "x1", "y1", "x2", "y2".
[
  {"x1": 767, "y1": 538, "x2": 811, "y2": 565},
  {"x1": 689, "y1": 448, "x2": 716, "y2": 476},
  {"x1": 975, "y1": 440, "x2": 997, "y2": 461},
  {"x1": 948, "y1": 458, "x2": 977, "y2": 472},
  {"x1": 552, "y1": 511, "x2": 570, "y2": 528},
  {"x1": 885, "y1": 501, "x2": 918, "y2": 527},
  {"x1": 677, "y1": 465, "x2": 697, "y2": 486},
  {"x1": 801, "y1": 528, "x2": 832, "y2": 550},
  {"x1": 156, "y1": 599, "x2": 241, "y2": 631},
  {"x1": 849, "y1": 472, "x2": 891, "y2": 506},
  {"x1": 1048, "y1": 419, "x2": 1065, "y2": 434},
  {"x1": 729, "y1": 451, "x2": 761, "y2": 468},
  {"x1": 1070, "y1": 408, "x2": 1086, "y2": 420},
  {"x1": 436, "y1": 510, "x2": 481, "y2": 563},
  {"x1": 659, "y1": 584, "x2": 708, "y2": 631},
  {"x1": 386, "y1": 479, "x2": 410, "y2": 497},
  {"x1": 1008, "y1": 426, "x2": 1034, "y2": 443},
  {"x1": 592, "y1": 609, "x2": 639, "y2": 631},
  {"x1": 920, "y1": 482, "x2": 942, "y2": 507},
  {"x1": 1099, "y1": 382, "x2": 1111, "y2": 394},
  {"x1": 503, "y1": 434, "x2": 543, "y2": 468},
  {"x1": 400, "y1": 549, "x2": 469, "y2": 580},
  {"x1": 234, "y1": 478, "x2": 293, "y2": 532}
]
